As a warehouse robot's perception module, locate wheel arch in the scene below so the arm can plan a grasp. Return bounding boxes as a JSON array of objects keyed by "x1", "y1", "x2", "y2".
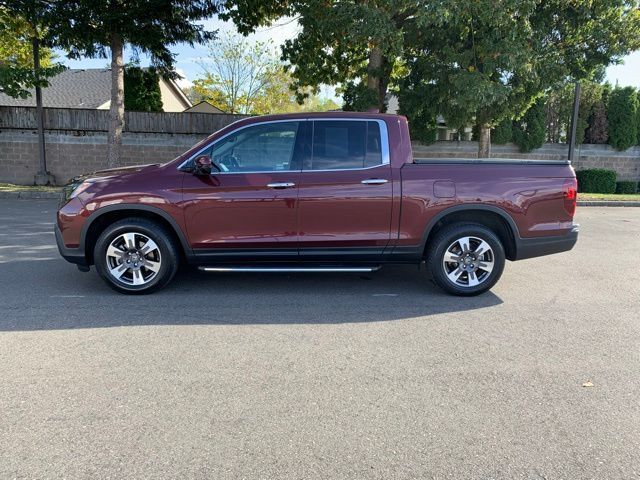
[
  {"x1": 421, "y1": 204, "x2": 519, "y2": 261},
  {"x1": 81, "y1": 205, "x2": 191, "y2": 266}
]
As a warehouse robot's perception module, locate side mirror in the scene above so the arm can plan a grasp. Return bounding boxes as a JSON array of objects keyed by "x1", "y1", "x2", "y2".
[{"x1": 193, "y1": 155, "x2": 214, "y2": 176}]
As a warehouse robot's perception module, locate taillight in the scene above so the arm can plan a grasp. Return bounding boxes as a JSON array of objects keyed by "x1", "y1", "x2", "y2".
[{"x1": 563, "y1": 178, "x2": 577, "y2": 217}]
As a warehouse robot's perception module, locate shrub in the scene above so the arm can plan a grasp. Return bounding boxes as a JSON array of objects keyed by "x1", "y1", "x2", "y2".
[
  {"x1": 513, "y1": 100, "x2": 546, "y2": 153},
  {"x1": 615, "y1": 181, "x2": 638, "y2": 194},
  {"x1": 124, "y1": 64, "x2": 163, "y2": 112},
  {"x1": 576, "y1": 169, "x2": 617, "y2": 193},
  {"x1": 492, "y1": 119, "x2": 513, "y2": 144},
  {"x1": 607, "y1": 87, "x2": 638, "y2": 151}
]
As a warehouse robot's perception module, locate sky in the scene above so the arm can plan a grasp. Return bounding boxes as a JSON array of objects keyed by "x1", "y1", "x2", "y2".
[
  {"x1": 58, "y1": 17, "x2": 303, "y2": 91},
  {"x1": 59, "y1": 16, "x2": 640, "y2": 98}
]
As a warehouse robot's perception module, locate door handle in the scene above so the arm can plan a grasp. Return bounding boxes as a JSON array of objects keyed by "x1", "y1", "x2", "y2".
[
  {"x1": 267, "y1": 182, "x2": 296, "y2": 189},
  {"x1": 361, "y1": 179, "x2": 388, "y2": 185}
]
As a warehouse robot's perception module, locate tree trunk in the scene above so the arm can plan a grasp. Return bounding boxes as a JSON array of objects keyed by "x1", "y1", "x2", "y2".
[
  {"x1": 107, "y1": 33, "x2": 124, "y2": 168},
  {"x1": 32, "y1": 36, "x2": 50, "y2": 185},
  {"x1": 367, "y1": 46, "x2": 383, "y2": 112},
  {"x1": 478, "y1": 124, "x2": 491, "y2": 158}
]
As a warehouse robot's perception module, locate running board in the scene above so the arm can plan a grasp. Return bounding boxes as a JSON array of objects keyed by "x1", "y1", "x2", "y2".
[{"x1": 198, "y1": 266, "x2": 381, "y2": 273}]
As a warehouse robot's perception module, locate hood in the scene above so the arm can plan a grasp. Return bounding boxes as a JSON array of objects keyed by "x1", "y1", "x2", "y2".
[
  {"x1": 69, "y1": 163, "x2": 161, "y2": 183},
  {"x1": 61, "y1": 163, "x2": 162, "y2": 205}
]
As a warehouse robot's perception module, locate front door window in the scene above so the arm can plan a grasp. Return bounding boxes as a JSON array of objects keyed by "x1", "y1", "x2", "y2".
[{"x1": 202, "y1": 121, "x2": 300, "y2": 173}]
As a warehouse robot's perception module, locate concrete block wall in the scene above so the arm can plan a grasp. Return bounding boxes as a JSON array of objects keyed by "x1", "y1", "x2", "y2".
[
  {"x1": 412, "y1": 141, "x2": 640, "y2": 181},
  {"x1": 1, "y1": 130, "x2": 639, "y2": 185},
  {"x1": 0, "y1": 130, "x2": 206, "y2": 185}
]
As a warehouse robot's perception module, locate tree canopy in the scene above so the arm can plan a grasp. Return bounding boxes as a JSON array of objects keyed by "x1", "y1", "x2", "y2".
[
  {"x1": 48, "y1": 0, "x2": 221, "y2": 166},
  {"x1": 222, "y1": 1, "x2": 420, "y2": 111},
  {"x1": 191, "y1": 35, "x2": 338, "y2": 114},
  {"x1": 51, "y1": 0, "x2": 220, "y2": 76},
  {"x1": 397, "y1": 0, "x2": 640, "y2": 156},
  {"x1": 0, "y1": 2, "x2": 63, "y2": 99}
]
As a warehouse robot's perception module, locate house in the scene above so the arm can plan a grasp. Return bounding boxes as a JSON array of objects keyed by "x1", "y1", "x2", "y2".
[
  {"x1": 183, "y1": 100, "x2": 225, "y2": 114},
  {"x1": 0, "y1": 68, "x2": 192, "y2": 112}
]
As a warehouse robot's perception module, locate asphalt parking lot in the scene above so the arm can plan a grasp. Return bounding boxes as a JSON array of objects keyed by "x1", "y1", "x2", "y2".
[{"x1": 0, "y1": 199, "x2": 638, "y2": 479}]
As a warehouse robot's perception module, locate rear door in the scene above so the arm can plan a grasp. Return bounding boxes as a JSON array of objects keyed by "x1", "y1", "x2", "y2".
[
  {"x1": 297, "y1": 119, "x2": 393, "y2": 260},
  {"x1": 182, "y1": 120, "x2": 303, "y2": 260}
]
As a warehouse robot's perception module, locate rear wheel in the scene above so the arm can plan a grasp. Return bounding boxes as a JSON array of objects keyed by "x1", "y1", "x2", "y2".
[
  {"x1": 427, "y1": 223, "x2": 505, "y2": 296},
  {"x1": 94, "y1": 218, "x2": 179, "y2": 294}
]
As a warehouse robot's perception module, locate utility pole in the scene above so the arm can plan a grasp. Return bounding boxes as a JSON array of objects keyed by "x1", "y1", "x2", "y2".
[
  {"x1": 32, "y1": 35, "x2": 54, "y2": 185},
  {"x1": 568, "y1": 81, "x2": 581, "y2": 162}
]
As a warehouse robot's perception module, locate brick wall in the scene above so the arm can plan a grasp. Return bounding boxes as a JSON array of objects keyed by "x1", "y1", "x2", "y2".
[
  {"x1": 1, "y1": 130, "x2": 639, "y2": 185},
  {"x1": 413, "y1": 141, "x2": 640, "y2": 181},
  {"x1": 0, "y1": 130, "x2": 206, "y2": 185}
]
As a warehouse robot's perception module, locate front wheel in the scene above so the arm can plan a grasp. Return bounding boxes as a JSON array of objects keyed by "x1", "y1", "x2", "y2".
[
  {"x1": 94, "y1": 218, "x2": 179, "y2": 294},
  {"x1": 426, "y1": 223, "x2": 505, "y2": 296}
]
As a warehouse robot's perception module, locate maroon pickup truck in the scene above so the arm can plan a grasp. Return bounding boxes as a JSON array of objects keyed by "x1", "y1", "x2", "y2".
[{"x1": 55, "y1": 112, "x2": 578, "y2": 296}]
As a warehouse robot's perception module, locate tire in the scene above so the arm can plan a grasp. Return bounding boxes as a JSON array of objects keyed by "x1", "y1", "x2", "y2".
[
  {"x1": 426, "y1": 222, "x2": 505, "y2": 296},
  {"x1": 93, "y1": 218, "x2": 179, "y2": 294}
]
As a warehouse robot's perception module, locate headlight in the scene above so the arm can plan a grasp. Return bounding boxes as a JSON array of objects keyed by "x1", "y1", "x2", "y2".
[{"x1": 60, "y1": 179, "x2": 93, "y2": 206}]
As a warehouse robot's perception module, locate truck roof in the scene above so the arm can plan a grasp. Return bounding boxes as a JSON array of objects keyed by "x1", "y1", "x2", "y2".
[{"x1": 238, "y1": 111, "x2": 403, "y2": 122}]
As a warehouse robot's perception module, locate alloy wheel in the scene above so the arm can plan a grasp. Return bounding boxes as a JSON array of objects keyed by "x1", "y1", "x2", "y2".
[
  {"x1": 105, "y1": 232, "x2": 162, "y2": 286},
  {"x1": 442, "y1": 236, "x2": 495, "y2": 288}
]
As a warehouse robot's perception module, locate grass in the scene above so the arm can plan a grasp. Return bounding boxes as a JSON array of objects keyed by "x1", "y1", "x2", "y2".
[
  {"x1": 579, "y1": 192, "x2": 640, "y2": 201},
  {"x1": 0, "y1": 183, "x2": 62, "y2": 192}
]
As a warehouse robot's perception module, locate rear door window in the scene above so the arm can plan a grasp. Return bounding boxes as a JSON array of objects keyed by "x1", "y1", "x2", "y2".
[{"x1": 308, "y1": 120, "x2": 383, "y2": 171}]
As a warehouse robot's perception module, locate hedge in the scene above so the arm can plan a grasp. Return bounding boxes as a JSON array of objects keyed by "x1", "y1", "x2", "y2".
[
  {"x1": 576, "y1": 169, "x2": 617, "y2": 193},
  {"x1": 615, "y1": 181, "x2": 639, "y2": 194}
]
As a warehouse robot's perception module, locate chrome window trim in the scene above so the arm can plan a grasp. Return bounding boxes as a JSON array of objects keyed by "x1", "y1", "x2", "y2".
[
  {"x1": 308, "y1": 118, "x2": 390, "y2": 170},
  {"x1": 176, "y1": 117, "x2": 391, "y2": 174},
  {"x1": 177, "y1": 119, "x2": 305, "y2": 173}
]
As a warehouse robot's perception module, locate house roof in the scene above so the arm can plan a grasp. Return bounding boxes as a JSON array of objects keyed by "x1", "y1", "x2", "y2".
[
  {"x1": 0, "y1": 69, "x2": 113, "y2": 108},
  {"x1": 183, "y1": 100, "x2": 225, "y2": 114},
  {"x1": 0, "y1": 68, "x2": 191, "y2": 110}
]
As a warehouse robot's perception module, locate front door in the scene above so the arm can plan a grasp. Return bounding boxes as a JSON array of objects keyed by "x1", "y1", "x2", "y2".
[
  {"x1": 182, "y1": 120, "x2": 303, "y2": 260},
  {"x1": 297, "y1": 119, "x2": 393, "y2": 260}
]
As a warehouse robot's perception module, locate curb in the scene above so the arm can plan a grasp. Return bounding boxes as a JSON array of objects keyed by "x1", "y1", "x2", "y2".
[
  {"x1": 578, "y1": 201, "x2": 640, "y2": 207},
  {"x1": 0, "y1": 191, "x2": 61, "y2": 199}
]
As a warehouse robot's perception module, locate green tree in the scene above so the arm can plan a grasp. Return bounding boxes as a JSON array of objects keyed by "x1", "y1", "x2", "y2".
[
  {"x1": 575, "y1": 82, "x2": 606, "y2": 145},
  {"x1": 544, "y1": 81, "x2": 604, "y2": 144},
  {"x1": 637, "y1": 91, "x2": 640, "y2": 145},
  {"x1": 491, "y1": 119, "x2": 513, "y2": 145},
  {"x1": 512, "y1": 99, "x2": 546, "y2": 153},
  {"x1": 0, "y1": 1, "x2": 65, "y2": 185},
  {"x1": 585, "y1": 101, "x2": 609, "y2": 144},
  {"x1": 124, "y1": 64, "x2": 163, "y2": 112},
  {"x1": 193, "y1": 36, "x2": 277, "y2": 114},
  {"x1": 0, "y1": 3, "x2": 62, "y2": 98},
  {"x1": 545, "y1": 88, "x2": 570, "y2": 143},
  {"x1": 607, "y1": 86, "x2": 638, "y2": 150},
  {"x1": 51, "y1": 0, "x2": 220, "y2": 167},
  {"x1": 398, "y1": 0, "x2": 640, "y2": 157},
  {"x1": 223, "y1": 1, "x2": 422, "y2": 112},
  {"x1": 193, "y1": 35, "x2": 339, "y2": 114}
]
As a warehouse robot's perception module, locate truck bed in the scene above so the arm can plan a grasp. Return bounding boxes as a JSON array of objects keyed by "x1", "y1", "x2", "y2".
[{"x1": 413, "y1": 157, "x2": 571, "y2": 166}]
